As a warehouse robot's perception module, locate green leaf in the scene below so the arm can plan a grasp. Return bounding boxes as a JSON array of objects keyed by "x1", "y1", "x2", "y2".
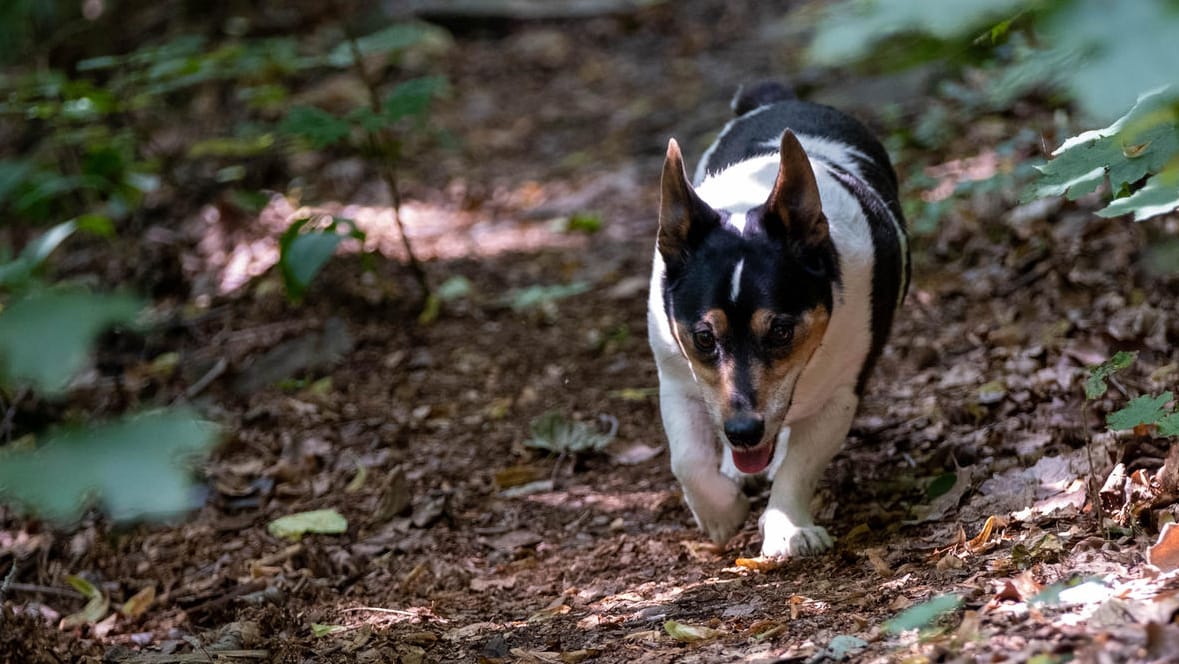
[
  {"x1": 435, "y1": 275, "x2": 473, "y2": 301},
  {"x1": 807, "y1": 0, "x2": 1026, "y2": 66},
  {"x1": 1106, "y1": 392, "x2": 1174, "y2": 431},
  {"x1": 0, "y1": 219, "x2": 77, "y2": 287},
  {"x1": 884, "y1": 593, "x2": 963, "y2": 635},
  {"x1": 384, "y1": 76, "x2": 448, "y2": 121},
  {"x1": 326, "y1": 23, "x2": 437, "y2": 67},
  {"x1": 75, "y1": 214, "x2": 115, "y2": 237},
  {"x1": 0, "y1": 158, "x2": 34, "y2": 204},
  {"x1": 267, "y1": 508, "x2": 349, "y2": 540},
  {"x1": 1084, "y1": 351, "x2": 1137, "y2": 400},
  {"x1": 0, "y1": 409, "x2": 218, "y2": 523},
  {"x1": 1026, "y1": 87, "x2": 1179, "y2": 203},
  {"x1": 525, "y1": 411, "x2": 615, "y2": 455},
  {"x1": 311, "y1": 623, "x2": 347, "y2": 637},
  {"x1": 503, "y1": 282, "x2": 590, "y2": 313},
  {"x1": 926, "y1": 472, "x2": 959, "y2": 500},
  {"x1": 663, "y1": 619, "x2": 723, "y2": 642},
  {"x1": 61, "y1": 574, "x2": 110, "y2": 628},
  {"x1": 1098, "y1": 167, "x2": 1179, "y2": 222},
  {"x1": 1157, "y1": 412, "x2": 1179, "y2": 437},
  {"x1": 1040, "y1": 0, "x2": 1179, "y2": 122},
  {"x1": 0, "y1": 288, "x2": 142, "y2": 394},
  {"x1": 279, "y1": 106, "x2": 352, "y2": 149}
]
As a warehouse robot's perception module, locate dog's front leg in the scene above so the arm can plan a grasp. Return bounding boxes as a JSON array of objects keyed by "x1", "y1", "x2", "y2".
[
  {"x1": 661, "y1": 388, "x2": 749, "y2": 544},
  {"x1": 760, "y1": 385, "x2": 858, "y2": 558}
]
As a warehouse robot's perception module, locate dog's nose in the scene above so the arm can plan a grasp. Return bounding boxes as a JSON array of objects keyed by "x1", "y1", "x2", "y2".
[{"x1": 723, "y1": 415, "x2": 765, "y2": 448}]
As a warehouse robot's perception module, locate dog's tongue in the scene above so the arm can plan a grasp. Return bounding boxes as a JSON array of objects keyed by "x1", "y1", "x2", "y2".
[{"x1": 731, "y1": 443, "x2": 773, "y2": 474}]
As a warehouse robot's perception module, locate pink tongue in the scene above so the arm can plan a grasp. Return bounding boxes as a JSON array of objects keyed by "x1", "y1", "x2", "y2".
[{"x1": 732, "y1": 443, "x2": 773, "y2": 474}]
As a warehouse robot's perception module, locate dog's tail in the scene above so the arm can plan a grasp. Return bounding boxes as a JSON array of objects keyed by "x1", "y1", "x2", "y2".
[{"x1": 731, "y1": 81, "x2": 795, "y2": 116}]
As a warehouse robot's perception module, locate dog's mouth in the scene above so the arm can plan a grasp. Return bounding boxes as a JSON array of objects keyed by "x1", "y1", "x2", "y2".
[{"x1": 730, "y1": 440, "x2": 775, "y2": 474}]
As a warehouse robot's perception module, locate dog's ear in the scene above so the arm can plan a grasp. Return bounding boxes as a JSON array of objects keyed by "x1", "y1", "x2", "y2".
[
  {"x1": 765, "y1": 130, "x2": 828, "y2": 246},
  {"x1": 659, "y1": 138, "x2": 719, "y2": 267}
]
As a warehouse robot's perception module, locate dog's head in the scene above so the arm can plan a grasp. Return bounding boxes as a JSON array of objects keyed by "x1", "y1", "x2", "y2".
[{"x1": 657, "y1": 131, "x2": 839, "y2": 474}]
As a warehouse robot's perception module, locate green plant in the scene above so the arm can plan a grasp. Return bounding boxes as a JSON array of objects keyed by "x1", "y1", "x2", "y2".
[
  {"x1": 276, "y1": 22, "x2": 451, "y2": 304},
  {"x1": 809, "y1": 0, "x2": 1179, "y2": 224},
  {"x1": 0, "y1": 224, "x2": 217, "y2": 523},
  {"x1": 277, "y1": 215, "x2": 368, "y2": 303},
  {"x1": 525, "y1": 411, "x2": 616, "y2": 456},
  {"x1": 1084, "y1": 351, "x2": 1179, "y2": 437}
]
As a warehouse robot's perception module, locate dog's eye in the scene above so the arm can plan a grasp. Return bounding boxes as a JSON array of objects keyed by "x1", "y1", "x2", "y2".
[
  {"x1": 692, "y1": 329, "x2": 718, "y2": 355},
  {"x1": 766, "y1": 320, "x2": 794, "y2": 347},
  {"x1": 801, "y1": 251, "x2": 827, "y2": 277}
]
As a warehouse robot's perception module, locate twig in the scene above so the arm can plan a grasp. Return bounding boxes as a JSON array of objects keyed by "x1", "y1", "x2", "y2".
[
  {"x1": 0, "y1": 561, "x2": 15, "y2": 629},
  {"x1": 4, "y1": 582, "x2": 85, "y2": 599},
  {"x1": 1, "y1": 560, "x2": 16, "y2": 614},
  {"x1": 181, "y1": 357, "x2": 228, "y2": 401},
  {"x1": 1081, "y1": 399, "x2": 1106, "y2": 534},
  {"x1": 339, "y1": 15, "x2": 431, "y2": 305}
]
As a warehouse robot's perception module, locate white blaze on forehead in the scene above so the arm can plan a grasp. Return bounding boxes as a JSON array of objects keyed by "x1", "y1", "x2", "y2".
[{"x1": 729, "y1": 259, "x2": 744, "y2": 304}]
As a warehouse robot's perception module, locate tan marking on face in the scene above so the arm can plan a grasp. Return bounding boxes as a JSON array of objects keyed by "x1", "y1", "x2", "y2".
[
  {"x1": 717, "y1": 307, "x2": 832, "y2": 424},
  {"x1": 758, "y1": 307, "x2": 830, "y2": 403},
  {"x1": 702, "y1": 309, "x2": 728, "y2": 338}
]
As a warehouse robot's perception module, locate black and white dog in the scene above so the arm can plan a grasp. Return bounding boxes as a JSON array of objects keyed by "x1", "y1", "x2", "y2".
[{"x1": 648, "y1": 83, "x2": 909, "y2": 558}]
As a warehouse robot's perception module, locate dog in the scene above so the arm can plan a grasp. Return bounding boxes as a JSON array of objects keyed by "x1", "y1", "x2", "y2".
[{"x1": 647, "y1": 82, "x2": 909, "y2": 558}]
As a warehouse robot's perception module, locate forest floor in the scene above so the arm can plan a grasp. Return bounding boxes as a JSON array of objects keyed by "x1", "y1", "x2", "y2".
[{"x1": 4, "y1": 2, "x2": 1179, "y2": 663}]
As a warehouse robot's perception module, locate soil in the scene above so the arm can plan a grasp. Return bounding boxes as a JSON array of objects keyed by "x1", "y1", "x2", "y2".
[{"x1": 4, "y1": 2, "x2": 1179, "y2": 663}]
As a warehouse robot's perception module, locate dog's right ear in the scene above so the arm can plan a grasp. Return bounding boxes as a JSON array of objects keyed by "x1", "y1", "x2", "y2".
[{"x1": 659, "y1": 138, "x2": 719, "y2": 269}]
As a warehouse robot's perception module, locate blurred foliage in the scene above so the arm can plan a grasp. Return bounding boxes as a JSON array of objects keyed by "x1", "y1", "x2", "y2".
[
  {"x1": 882, "y1": 593, "x2": 963, "y2": 635},
  {"x1": 810, "y1": 0, "x2": 1179, "y2": 223},
  {"x1": 0, "y1": 409, "x2": 218, "y2": 522},
  {"x1": 0, "y1": 222, "x2": 219, "y2": 523},
  {"x1": 278, "y1": 215, "x2": 368, "y2": 303},
  {"x1": 0, "y1": 8, "x2": 456, "y2": 523}
]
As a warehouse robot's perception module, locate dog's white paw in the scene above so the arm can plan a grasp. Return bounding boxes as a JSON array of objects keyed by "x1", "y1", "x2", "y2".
[
  {"x1": 685, "y1": 486, "x2": 749, "y2": 545},
  {"x1": 759, "y1": 510, "x2": 833, "y2": 558}
]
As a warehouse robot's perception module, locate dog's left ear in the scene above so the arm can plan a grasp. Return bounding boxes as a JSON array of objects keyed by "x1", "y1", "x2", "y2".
[
  {"x1": 766, "y1": 130, "x2": 828, "y2": 246},
  {"x1": 659, "y1": 138, "x2": 720, "y2": 269}
]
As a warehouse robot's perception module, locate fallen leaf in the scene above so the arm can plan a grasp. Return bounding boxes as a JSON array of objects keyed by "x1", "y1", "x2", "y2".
[
  {"x1": 995, "y1": 570, "x2": 1042, "y2": 602},
  {"x1": 120, "y1": 585, "x2": 155, "y2": 618},
  {"x1": 500, "y1": 479, "x2": 555, "y2": 498},
  {"x1": 663, "y1": 619, "x2": 723, "y2": 642},
  {"x1": 967, "y1": 515, "x2": 1003, "y2": 552},
  {"x1": 527, "y1": 598, "x2": 570, "y2": 622},
  {"x1": 344, "y1": 461, "x2": 368, "y2": 493},
  {"x1": 609, "y1": 442, "x2": 662, "y2": 466},
  {"x1": 311, "y1": 623, "x2": 347, "y2": 637},
  {"x1": 267, "y1": 508, "x2": 348, "y2": 540},
  {"x1": 470, "y1": 575, "x2": 517, "y2": 592},
  {"x1": 483, "y1": 529, "x2": 542, "y2": 553},
  {"x1": 1148, "y1": 522, "x2": 1179, "y2": 572},
  {"x1": 681, "y1": 540, "x2": 723, "y2": 563},
  {"x1": 494, "y1": 465, "x2": 545, "y2": 489},
  {"x1": 509, "y1": 648, "x2": 564, "y2": 663},
  {"x1": 61, "y1": 575, "x2": 109, "y2": 629},
  {"x1": 978, "y1": 380, "x2": 1007, "y2": 404},
  {"x1": 865, "y1": 548, "x2": 892, "y2": 577},
  {"x1": 735, "y1": 556, "x2": 787, "y2": 572}
]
